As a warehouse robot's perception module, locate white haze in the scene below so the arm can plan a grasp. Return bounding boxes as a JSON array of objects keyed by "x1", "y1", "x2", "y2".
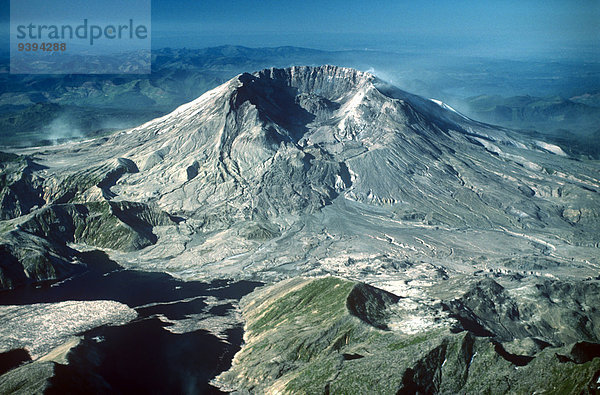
[{"x1": 45, "y1": 116, "x2": 83, "y2": 145}]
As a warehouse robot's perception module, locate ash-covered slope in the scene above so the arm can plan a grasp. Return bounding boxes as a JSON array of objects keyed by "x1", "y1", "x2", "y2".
[
  {"x1": 94, "y1": 65, "x2": 599, "y2": 232},
  {"x1": 1, "y1": 66, "x2": 599, "y2": 288}
]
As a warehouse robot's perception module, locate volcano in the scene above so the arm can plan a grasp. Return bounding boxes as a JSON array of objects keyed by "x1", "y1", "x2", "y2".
[
  {"x1": 3, "y1": 65, "x2": 598, "y2": 287},
  {"x1": 1, "y1": 65, "x2": 600, "y2": 393}
]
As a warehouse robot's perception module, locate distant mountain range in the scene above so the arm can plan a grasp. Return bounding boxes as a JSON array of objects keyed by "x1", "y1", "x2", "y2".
[
  {"x1": 459, "y1": 94, "x2": 600, "y2": 158},
  {"x1": 1, "y1": 46, "x2": 599, "y2": 158}
]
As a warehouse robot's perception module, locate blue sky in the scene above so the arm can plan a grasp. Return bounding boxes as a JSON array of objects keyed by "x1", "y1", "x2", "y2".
[
  {"x1": 1, "y1": 0, "x2": 598, "y2": 59},
  {"x1": 150, "y1": 0, "x2": 599, "y2": 56}
]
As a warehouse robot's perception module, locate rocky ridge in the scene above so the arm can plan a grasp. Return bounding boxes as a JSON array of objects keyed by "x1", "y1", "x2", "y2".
[{"x1": 214, "y1": 277, "x2": 600, "y2": 394}]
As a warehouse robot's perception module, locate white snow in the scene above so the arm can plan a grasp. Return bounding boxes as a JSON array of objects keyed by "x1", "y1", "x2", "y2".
[
  {"x1": 535, "y1": 140, "x2": 567, "y2": 156},
  {"x1": 430, "y1": 98, "x2": 470, "y2": 120},
  {"x1": 338, "y1": 90, "x2": 366, "y2": 131}
]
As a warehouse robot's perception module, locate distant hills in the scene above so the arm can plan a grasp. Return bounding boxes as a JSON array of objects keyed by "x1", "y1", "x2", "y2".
[
  {"x1": 1, "y1": 46, "x2": 599, "y2": 158},
  {"x1": 460, "y1": 94, "x2": 600, "y2": 158}
]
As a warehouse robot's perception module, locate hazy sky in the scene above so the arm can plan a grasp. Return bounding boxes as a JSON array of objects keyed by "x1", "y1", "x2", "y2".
[
  {"x1": 150, "y1": 0, "x2": 599, "y2": 57},
  {"x1": 1, "y1": 0, "x2": 598, "y2": 59}
]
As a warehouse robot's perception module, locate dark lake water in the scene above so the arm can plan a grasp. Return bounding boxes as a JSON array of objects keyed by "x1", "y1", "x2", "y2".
[{"x1": 0, "y1": 250, "x2": 262, "y2": 394}]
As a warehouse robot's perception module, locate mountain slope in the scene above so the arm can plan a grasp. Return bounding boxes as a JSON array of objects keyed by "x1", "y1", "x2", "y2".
[
  {"x1": 1, "y1": 65, "x2": 599, "y2": 393},
  {"x1": 462, "y1": 94, "x2": 600, "y2": 159},
  {"x1": 213, "y1": 277, "x2": 600, "y2": 394},
  {"x1": 0, "y1": 65, "x2": 598, "y2": 289}
]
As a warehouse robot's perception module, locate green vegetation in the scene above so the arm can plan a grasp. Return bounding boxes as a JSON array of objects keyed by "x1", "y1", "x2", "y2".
[
  {"x1": 17, "y1": 201, "x2": 170, "y2": 252},
  {"x1": 0, "y1": 221, "x2": 13, "y2": 234},
  {"x1": 248, "y1": 277, "x2": 354, "y2": 333},
  {"x1": 216, "y1": 277, "x2": 600, "y2": 394},
  {"x1": 239, "y1": 222, "x2": 280, "y2": 241},
  {"x1": 388, "y1": 329, "x2": 444, "y2": 351},
  {"x1": 217, "y1": 277, "x2": 449, "y2": 393},
  {"x1": 0, "y1": 199, "x2": 176, "y2": 289}
]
